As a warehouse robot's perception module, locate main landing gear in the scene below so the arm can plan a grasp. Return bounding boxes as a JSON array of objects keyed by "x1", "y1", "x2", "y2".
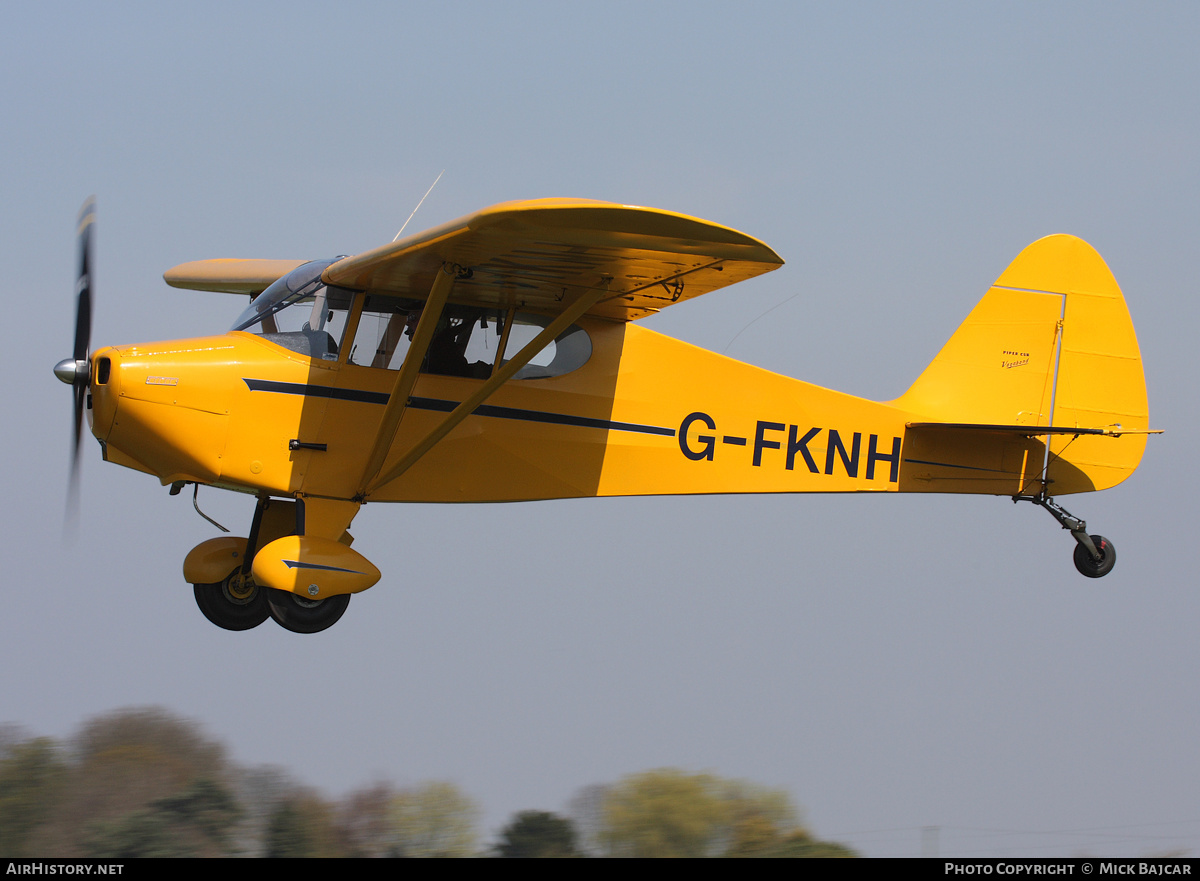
[
  {"x1": 194, "y1": 570, "x2": 269, "y2": 631},
  {"x1": 194, "y1": 573, "x2": 350, "y2": 634},
  {"x1": 265, "y1": 589, "x2": 351, "y2": 634},
  {"x1": 186, "y1": 494, "x2": 353, "y2": 634},
  {"x1": 1014, "y1": 494, "x2": 1116, "y2": 578}
]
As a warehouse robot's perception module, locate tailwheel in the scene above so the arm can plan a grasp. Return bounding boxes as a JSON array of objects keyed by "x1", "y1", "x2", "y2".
[
  {"x1": 1073, "y1": 535, "x2": 1116, "y2": 579},
  {"x1": 194, "y1": 570, "x2": 270, "y2": 631},
  {"x1": 266, "y1": 588, "x2": 350, "y2": 634},
  {"x1": 1014, "y1": 494, "x2": 1119, "y2": 579}
]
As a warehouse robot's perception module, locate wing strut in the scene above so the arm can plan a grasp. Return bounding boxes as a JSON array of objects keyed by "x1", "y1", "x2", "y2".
[
  {"x1": 355, "y1": 266, "x2": 456, "y2": 497},
  {"x1": 363, "y1": 282, "x2": 614, "y2": 497}
]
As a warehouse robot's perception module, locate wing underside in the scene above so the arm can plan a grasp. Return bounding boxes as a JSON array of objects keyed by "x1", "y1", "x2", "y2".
[
  {"x1": 328, "y1": 199, "x2": 784, "y2": 321},
  {"x1": 162, "y1": 200, "x2": 783, "y2": 321}
]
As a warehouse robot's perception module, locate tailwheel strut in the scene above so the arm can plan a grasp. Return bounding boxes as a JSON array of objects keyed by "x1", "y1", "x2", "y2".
[{"x1": 1013, "y1": 494, "x2": 1116, "y2": 578}]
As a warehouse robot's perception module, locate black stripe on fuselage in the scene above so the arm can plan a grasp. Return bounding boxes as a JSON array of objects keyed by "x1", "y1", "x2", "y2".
[
  {"x1": 243, "y1": 378, "x2": 389, "y2": 405},
  {"x1": 902, "y1": 457, "x2": 1013, "y2": 474},
  {"x1": 408, "y1": 397, "x2": 674, "y2": 436},
  {"x1": 242, "y1": 378, "x2": 675, "y2": 437}
]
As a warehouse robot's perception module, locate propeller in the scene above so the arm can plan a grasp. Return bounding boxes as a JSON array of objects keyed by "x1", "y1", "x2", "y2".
[{"x1": 54, "y1": 197, "x2": 95, "y2": 516}]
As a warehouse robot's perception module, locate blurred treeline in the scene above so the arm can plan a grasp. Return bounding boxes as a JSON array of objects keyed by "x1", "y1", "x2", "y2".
[{"x1": 0, "y1": 707, "x2": 856, "y2": 858}]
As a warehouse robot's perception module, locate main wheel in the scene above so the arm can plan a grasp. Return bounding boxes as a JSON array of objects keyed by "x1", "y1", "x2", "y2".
[
  {"x1": 1073, "y1": 534, "x2": 1116, "y2": 578},
  {"x1": 266, "y1": 588, "x2": 350, "y2": 634},
  {"x1": 193, "y1": 570, "x2": 270, "y2": 631}
]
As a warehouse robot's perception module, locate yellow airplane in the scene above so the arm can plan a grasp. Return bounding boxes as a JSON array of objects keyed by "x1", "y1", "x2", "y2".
[{"x1": 55, "y1": 198, "x2": 1158, "y2": 634}]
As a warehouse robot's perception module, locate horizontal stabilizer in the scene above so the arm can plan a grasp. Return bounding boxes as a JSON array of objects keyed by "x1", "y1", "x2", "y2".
[{"x1": 906, "y1": 422, "x2": 1161, "y2": 438}]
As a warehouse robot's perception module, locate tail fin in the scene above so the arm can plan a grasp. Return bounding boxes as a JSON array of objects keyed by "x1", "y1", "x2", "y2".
[{"x1": 894, "y1": 234, "x2": 1149, "y2": 495}]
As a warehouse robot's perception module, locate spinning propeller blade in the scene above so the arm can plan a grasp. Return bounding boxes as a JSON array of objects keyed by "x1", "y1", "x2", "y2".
[{"x1": 56, "y1": 198, "x2": 95, "y2": 520}]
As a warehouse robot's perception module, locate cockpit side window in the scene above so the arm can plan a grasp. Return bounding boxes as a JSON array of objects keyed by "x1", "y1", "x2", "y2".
[
  {"x1": 346, "y1": 299, "x2": 500, "y2": 376},
  {"x1": 345, "y1": 295, "x2": 421, "y2": 370},
  {"x1": 345, "y1": 301, "x2": 591, "y2": 379},
  {"x1": 502, "y1": 314, "x2": 592, "y2": 380}
]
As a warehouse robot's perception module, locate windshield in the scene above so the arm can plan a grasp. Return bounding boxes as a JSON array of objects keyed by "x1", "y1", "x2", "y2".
[
  {"x1": 232, "y1": 259, "x2": 353, "y2": 359},
  {"x1": 232, "y1": 259, "x2": 340, "y2": 333}
]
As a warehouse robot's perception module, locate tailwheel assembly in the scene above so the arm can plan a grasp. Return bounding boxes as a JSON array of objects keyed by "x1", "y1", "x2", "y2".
[
  {"x1": 1014, "y1": 494, "x2": 1117, "y2": 578},
  {"x1": 1072, "y1": 534, "x2": 1116, "y2": 578}
]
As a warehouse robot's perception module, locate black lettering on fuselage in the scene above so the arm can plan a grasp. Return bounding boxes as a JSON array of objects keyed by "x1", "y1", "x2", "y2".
[
  {"x1": 866, "y1": 434, "x2": 901, "y2": 482},
  {"x1": 678, "y1": 412, "x2": 899, "y2": 483},
  {"x1": 824, "y1": 429, "x2": 860, "y2": 477},
  {"x1": 753, "y1": 421, "x2": 785, "y2": 467},
  {"x1": 679, "y1": 411, "x2": 716, "y2": 461},
  {"x1": 787, "y1": 426, "x2": 821, "y2": 473}
]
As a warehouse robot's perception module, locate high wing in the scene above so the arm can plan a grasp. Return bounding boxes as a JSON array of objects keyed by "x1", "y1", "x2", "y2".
[
  {"x1": 322, "y1": 198, "x2": 783, "y2": 321},
  {"x1": 163, "y1": 258, "x2": 308, "y2": 294}
]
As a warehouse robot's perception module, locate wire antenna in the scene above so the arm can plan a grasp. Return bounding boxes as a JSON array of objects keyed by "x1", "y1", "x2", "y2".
[
  {"x1": 393, "y1": 170, "x2": 445, "y2": 243},
  {"x1": 722, "y1": 289, "x2": 801, "y2": 355}
]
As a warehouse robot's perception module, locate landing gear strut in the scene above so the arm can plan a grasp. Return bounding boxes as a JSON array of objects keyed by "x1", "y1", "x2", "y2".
[{"x1": 1014, "y1": 494, "x2": 1116, "y2": 578}]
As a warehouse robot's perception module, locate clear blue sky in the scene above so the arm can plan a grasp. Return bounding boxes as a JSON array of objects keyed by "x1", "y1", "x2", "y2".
[{"x1": 2, "y1": 1, "x2": 1197, "y2": 856}]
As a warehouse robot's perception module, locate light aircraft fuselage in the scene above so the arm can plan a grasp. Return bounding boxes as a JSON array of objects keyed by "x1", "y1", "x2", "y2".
[{"x1": 57, "y1": 199, "x2": 1155, "y2": 633}]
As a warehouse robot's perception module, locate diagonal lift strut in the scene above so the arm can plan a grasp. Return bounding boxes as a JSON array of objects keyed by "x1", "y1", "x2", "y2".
[{"x1": 362, "y1": 281, "x2": 613, "y2": 497}]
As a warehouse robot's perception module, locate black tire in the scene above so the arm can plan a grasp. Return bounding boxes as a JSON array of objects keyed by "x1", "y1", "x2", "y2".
[
  {"x1": 193, "y1": 571, "x2": 270, "y2": 631},
  {"x1": 266, "y1": 588, "x2": 350, "y2": 634},
  {"x1": 1073, "y1": 534, "x2": 1116, "y2": 578}
]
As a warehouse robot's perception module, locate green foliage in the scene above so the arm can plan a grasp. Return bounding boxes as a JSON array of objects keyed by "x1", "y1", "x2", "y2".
[
  {"x1": 763, "y1": 834, "x2": 858, "y2": 858},
  {"x1": 84, "y1": 812, "x2": 184, "y2": 859},
  {"x1": 496, "y1": 810, "x2": 579, "y2": 858},
  {"x1": 596, "y1": 768, "x2": 857, "y2": 858},
  {"x1": 265, "y1": 798, "x2": 307, "y2": 858},
  {"x1": 82, "y1": 779, "x2": 241, "y2": 861},
  {"x1": 0, "y1": 708, "x2": 853, "y2": 858},
  {"x1": 600, "y1": 769, "x2": 731, "y2": 858},
  {"x1": 159, "y1": 777, "x2": 240, "y2": 840},
  {"x1": 389, "y1": 781, "x2": 480, "y2": 858},
  {"x1": 0, "y1": 737, "x2": 67, "y2": 857},
  {"x1": 231, "y1": 765, "x2": 300, "y2": 857},
  {"x1": 1, "y1": 707, "x2": 237, "y2": 857},
  {"x1": 265, "y1": 792, "x2": 345, "y2": 858},
  {"x1": 336, "y1": 783, "x2": 396, "y2": 858}
]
